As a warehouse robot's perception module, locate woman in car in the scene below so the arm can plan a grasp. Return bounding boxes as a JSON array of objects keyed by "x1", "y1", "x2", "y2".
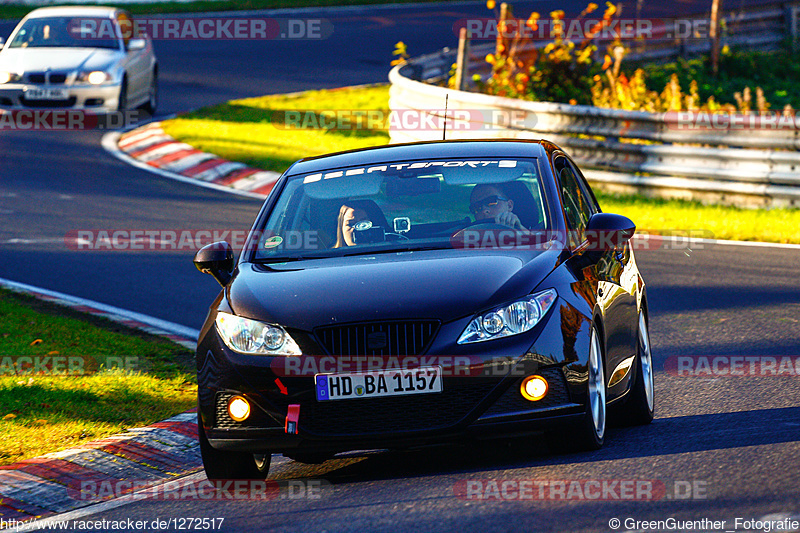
[{"x1": 333, "y1": 204, "x2": 371, "y2": 248}]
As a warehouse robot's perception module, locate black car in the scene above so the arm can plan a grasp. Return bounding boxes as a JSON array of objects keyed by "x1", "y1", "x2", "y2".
[{"x1": 193, "y1": 139, "x2": 654, "y2": 480}]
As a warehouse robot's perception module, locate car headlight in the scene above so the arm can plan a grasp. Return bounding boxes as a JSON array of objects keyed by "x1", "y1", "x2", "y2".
[
  {"x1": 215, "y1": 311, "x2": 301, "y2": 356},
  {"x1": 0, "y1": 72, "x2": 21, "y2": 84},
  {"x1": 457, "y1": 289, "x2": 557, "y2": 344},
  {"x1": 77, "y1": 71, "x2": 111, "y2": 85}
]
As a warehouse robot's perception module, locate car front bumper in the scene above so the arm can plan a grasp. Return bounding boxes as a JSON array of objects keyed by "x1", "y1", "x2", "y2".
[
  {"x1": 197, "y1": 296, "x2": 593, "y2": 455},
  {"x1": 0, "y1": 82, "x2": 121, "y2": 112}
]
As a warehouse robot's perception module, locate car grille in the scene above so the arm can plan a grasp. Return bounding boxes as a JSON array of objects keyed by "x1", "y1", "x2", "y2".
[
  {"x1": 299, "y1": 379, "x2": 499, "y2": 436},
  {"x1": 26, "y1": 72, "x2": 67, "y2": 84},
  {"x1": 314, "y1": 320, "x2": 439, "y2": 356},
  {"x1": 20, "y1": 97, "x2": 77, "y2": 108},
  {"x1": 481, "y1": 366, "x2": 572, "y2": 416}
]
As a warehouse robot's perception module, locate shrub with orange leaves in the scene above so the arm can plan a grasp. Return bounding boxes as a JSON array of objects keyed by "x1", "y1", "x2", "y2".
[
  {"x1": 469, "y1": 2, "x2": 775, "y2": 113},
  {"x1": 590, "y1": 45, "x2": 773, "y2": 113},
  {"x1": 474, "y1": 2, "x2": 621, "y2": 103}
]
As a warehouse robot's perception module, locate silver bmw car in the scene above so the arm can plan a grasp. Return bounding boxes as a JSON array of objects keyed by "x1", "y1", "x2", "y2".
[{"x1": 0, "y1": 6, "x2": 157, "y2": 113}]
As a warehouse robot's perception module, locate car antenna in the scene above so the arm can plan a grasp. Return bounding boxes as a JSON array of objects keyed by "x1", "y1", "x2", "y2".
[{"x1": 442, "y1": 94, "x2": 448, "y2": 141}]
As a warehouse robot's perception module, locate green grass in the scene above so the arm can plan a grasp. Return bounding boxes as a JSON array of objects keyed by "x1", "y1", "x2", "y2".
[
  {"x1": 0, "y1": 288, "x2": 195, "y2": 465},
  {"x1": 162, "y1": 85, "x2": 390, "y2": 173},
  {"x1": 162, "y1": 84, "x2": 800, "y2": 244},
  {"x1": 0, "y1": 0, "x2": 457, "y2": 20},
  {"x1": 596, "y1": 191, "x2": 800, "y2": 244}
]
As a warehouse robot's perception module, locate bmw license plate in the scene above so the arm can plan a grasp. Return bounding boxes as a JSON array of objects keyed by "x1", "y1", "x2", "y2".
[
  {"x1": 25, "y1": 87, "x2": 69, "y2": 100},
  {"x1": 315, "y1": 366, "x2": 442, "y2": 401}
]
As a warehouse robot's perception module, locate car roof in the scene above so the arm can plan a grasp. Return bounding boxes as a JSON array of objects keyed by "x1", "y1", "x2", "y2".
[
  {"x1": 23, "y1": 6, "x2": 120, "y2": 19},
  {"x1": 285, "y1": 139, "x2": 551, "y2": 176}
]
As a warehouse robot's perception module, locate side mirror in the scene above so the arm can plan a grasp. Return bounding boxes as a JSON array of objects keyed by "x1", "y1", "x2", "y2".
[
  {"x1": 127, "y1": 38, "x2": 146, "y2": 51},
  {"x1": 194, "y1": 241, "x2": 234, "y2": 287},
  {"x1": 585, "y1": 213, "x2": 635, "y2": 250}
]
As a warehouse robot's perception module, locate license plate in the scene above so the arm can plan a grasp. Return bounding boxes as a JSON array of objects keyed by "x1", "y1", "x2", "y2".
[
  {"x1": 25, "y1": 88, "x2": 69, "y2": 100},
  {"x1": 315, "y1": 366, "x2": 442, "y2": 401}
]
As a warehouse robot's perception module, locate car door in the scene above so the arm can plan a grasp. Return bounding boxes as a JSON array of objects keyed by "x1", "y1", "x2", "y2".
[
  {"x1": 116, "y1": 12, "x2": 150, "y2": 104},
  {"x1": 554, "y1": 154, "x2": 638, "y2": 382}
]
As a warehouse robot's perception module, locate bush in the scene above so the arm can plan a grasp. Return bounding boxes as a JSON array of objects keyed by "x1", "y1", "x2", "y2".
[
  {"x1": 469, "y1": 1, "x2": 795, "y2": 114},
  {"x1": 473, "y1": 3, "x2": 614, "y2": 104}
]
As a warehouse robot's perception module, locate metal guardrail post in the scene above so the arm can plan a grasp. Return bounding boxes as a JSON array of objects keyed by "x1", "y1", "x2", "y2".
[
  {"x1": 787, "y1": 3, "x2": 800, "y2": 52},
  {"x1": 455, "y1": 27, "x2": 469, "y2": 92}
]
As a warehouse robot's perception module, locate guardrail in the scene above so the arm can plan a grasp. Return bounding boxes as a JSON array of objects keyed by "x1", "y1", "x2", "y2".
[
  {"x1": 388, "y1": 46, "x2": 800, "y2": 208},
  {"x1": 598, "y1": 2, "x2": 800, "y2": 60}
]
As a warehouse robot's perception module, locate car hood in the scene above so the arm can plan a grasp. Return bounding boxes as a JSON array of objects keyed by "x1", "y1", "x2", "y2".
[
  {"x1": 0, "y1": 48, "x2": 119, "y2": 73},
  {"x1": 228, "y1": 248, "x2": 559, "y2": 330}
]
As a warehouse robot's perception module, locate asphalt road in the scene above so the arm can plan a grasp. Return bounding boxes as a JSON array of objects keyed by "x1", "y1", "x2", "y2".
[
  {"x1": 1, "y1": 2, "x2": 798, "y2": 532},
  {"x1": 33, "y1": 241, "x2": 800, "y2": 533}
]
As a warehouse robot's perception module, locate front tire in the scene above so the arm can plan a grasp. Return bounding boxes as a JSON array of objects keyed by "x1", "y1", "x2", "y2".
[
  {"x1": 143, "y1": 68, "x2": 157, "y2": 114},
  {"x1": 547, "y1": 326, "x2": 606, "y2": 452},
  {"x1": 574, "y1": 326, "x2": 606, "y2": 450},
  {"x1": 198, "y1": 413, "x2": 269, "y2": 480},
  {"x1": 625, "y1": 310, "x2": 655, "y2": 425},
  {"x1": 117, "y1": 77, "x2": 128, "y2": 112}
]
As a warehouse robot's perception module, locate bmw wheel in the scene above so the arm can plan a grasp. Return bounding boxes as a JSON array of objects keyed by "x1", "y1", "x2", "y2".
[
  {"x1": 143, "y1": 68, "x2": 157, "y2": 114},
  {"x1": 117, "y1": 76, "x2": 128, "y2": 112}
]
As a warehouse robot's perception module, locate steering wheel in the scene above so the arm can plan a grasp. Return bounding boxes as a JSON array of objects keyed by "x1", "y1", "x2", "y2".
[{"x1": 451, "y1": 222, "x2": 512, "y2": 241}]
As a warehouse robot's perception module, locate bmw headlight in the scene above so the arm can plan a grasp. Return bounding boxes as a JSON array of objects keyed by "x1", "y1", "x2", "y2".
[
  {"x1": 215, "y1": 311, "x2": 301, "y2": 356},
  {"x1": 458, "y1": 289, "x2": 557, "y2": 344},
  {"x1": 0, "y1": 72, "x2": 21, "y2": 84},
  {"x1": 77, "y1": 71, "x2": 111, "y2": 85}
]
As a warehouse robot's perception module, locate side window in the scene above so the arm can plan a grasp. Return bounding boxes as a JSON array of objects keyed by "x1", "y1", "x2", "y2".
[
  {"x1": 554, "y1": 156, "x2": 594, "y2": 248},
  {"x1": 566, "y1": 159, "x2": 600, "y2": 215},
  {"x1": 116, "y1": 12, "x2": 132, "y2": 47}
]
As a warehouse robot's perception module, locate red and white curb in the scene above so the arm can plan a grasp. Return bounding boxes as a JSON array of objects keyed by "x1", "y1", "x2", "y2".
[
  {"x1": 0, "y1": 278, "x2": 201, "y2": 523},
  {"x1": 103, "y1": 122, "x2": 280, "y2": 199}
]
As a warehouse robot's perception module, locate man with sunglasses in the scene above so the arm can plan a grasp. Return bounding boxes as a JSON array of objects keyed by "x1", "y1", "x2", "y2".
[{"x1": 469, "y1": 184, "x2": 526, "y2": 230}]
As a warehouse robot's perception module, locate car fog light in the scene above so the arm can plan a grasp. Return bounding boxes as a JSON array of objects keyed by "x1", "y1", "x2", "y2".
[
  {"x1": 520, "y1": 375, "x2": 548, "y2": 401},
  {"x1": 227, "y1": 396, "x2": 251, "y2": 422}
]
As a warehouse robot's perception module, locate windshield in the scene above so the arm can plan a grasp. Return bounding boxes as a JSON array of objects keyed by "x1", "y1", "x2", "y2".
[
  {"x1": 8, "y1": 17, "x2": 121, "y2": 50},
  {"x1": 251, "y1": 157, "x2": 549, "y2": 262}
]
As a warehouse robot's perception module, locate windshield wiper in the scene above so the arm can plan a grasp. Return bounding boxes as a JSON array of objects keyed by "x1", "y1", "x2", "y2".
[
  {"x1": 251, "y1": 255, "x2": 322, "y2": 263},
  {"x1": 341, "y1": 244, "x2": 448, "y2": 257}
]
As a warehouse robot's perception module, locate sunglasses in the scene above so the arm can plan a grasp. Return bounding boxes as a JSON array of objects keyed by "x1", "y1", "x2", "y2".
[{"x1": 469, "y1": 195, "x2": 509, "y2": 214}]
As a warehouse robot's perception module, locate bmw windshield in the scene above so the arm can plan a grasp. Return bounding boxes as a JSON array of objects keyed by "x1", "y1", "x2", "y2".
[
  {"x1": 250, "y1": 157, "x2": 549, "y2": 262},
  {"x1": 8, "y1": 17, "x2": 121, "y2": 50}
]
